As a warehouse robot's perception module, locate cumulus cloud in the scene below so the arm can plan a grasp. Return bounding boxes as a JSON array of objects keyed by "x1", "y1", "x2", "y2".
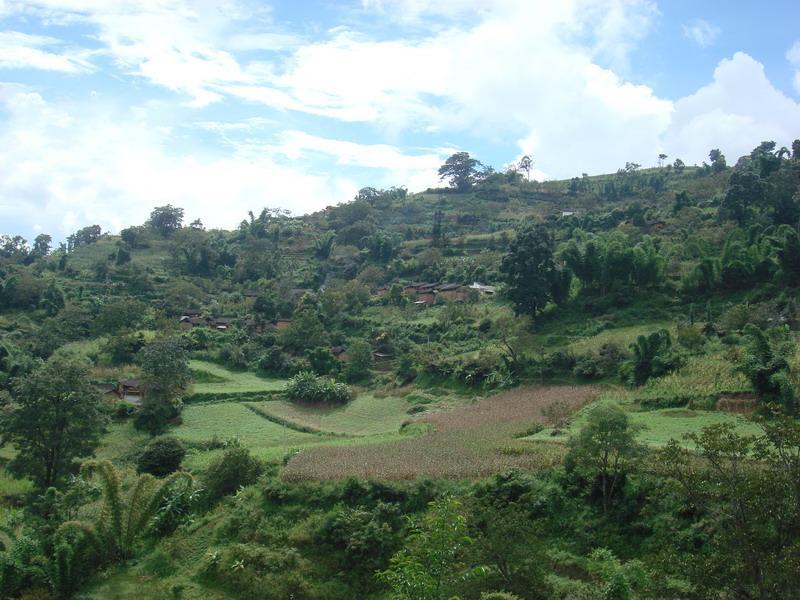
[
  {"x1": 1, "y1": 0, "x2": 799, "y2": 240},
  {"x1": 0, "y1": 87, "x2": 357, "y2": 238},
  {"x1": 682, "y1": 19, "x2": 720, "y2": 48},
  {"x1": 663, "y1": 52, "x2": 800, "y2": 164}
]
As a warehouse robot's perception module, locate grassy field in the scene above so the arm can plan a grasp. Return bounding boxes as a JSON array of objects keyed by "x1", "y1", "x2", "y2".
[
  {"x1": 189, "y1": 360, "x2": 287, "y2": 395},
  {"x1": 175, "y1": 402, "x2": 321, "y2": 451},
  {"x1": 247, "y1": 393, "x2": 410, "y2": 435},
  {"x1": 95, "y1": 422, "x2": 151, "y2": 464},
  {"x1": 526, "y1": 394, "x2": 762, "y2": 448}
]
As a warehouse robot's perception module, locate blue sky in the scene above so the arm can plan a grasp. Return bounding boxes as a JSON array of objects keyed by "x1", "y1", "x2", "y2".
[{"x1": 1, "y1": 0, "x2": 799, "y2": 241}]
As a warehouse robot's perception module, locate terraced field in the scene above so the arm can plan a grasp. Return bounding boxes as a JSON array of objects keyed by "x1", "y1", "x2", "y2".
[
  {"x1": 246, "y1": 393, "x2": 410, "y2": 435},
  {"x1": 189, "y1": 360, "x2": 287, "y2": 395}
]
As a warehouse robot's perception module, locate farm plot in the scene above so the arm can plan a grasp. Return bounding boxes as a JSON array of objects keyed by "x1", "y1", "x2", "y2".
[
  {"x1": 246, "y1": 394, "x2": 410, "y2": 435},
  {"x1": 175, "y1": 402, "x2": 321, "y2": 448},
  {"x1": 189, "y1": 360, "x2": 287, "y2": 395},
  {"x1": 526, "y1": 394, "x2": 762, "y2": 448},
  {"x1": 283, "y1": 385, "x2": 598, "y2": 480}
]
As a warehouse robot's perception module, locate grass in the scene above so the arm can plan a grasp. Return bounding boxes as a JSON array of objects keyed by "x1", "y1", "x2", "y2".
[
  {"x1": 188, "y1": 360, "x2": 287, "y2": 395},
  {"x1": 247, "y1": 393, "x2": 411, "y2": 436},
  {"x1": 526, "y1": 393, "x2": 762, "y2": 448},
  {"x1": 95, "y1": 422, "x2": 151, "y2": 465},
  {"x1": 0, "y1": 468, "x2": 33, "y2": 500},
  {"x1": 175, "y1": 402, "x2": 320, "y2": 447}
]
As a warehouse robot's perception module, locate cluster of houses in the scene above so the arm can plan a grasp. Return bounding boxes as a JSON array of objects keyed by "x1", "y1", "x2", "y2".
[
  {"x1": 375, "y1": 281, "x2": 496, "y2": 306},
  {"x1": 178, "y1": 309, "x2": 292, "y2": 333}
]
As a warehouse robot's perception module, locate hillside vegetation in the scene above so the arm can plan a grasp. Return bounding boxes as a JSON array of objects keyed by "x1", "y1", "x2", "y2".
[{"x1": 1, "y1": 141, "x2": 800, "y2": 598}]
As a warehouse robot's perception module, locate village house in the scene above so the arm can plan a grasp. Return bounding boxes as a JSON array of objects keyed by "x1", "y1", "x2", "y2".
[
  {"x1": 469, "y1": 282, "x2": 496, "y2": 296},
  {"x1": 208, "y1": 317, "x2": 234, "y2": 331},
  {"x1": 273, "y1": 318, "x2": 292, "y2": 330},
  {"x1": 118, "y1": 379, "x2": 142, "y2": 404},
  {"x1": 332, "y1": 346, "x2": 349, "y2": 363},
  {"x1": 94, "y1": 383, "x2": 118, "y2": 397},
  {"x1": 437, "y1": 283, "x2": 468, "y2": 302},
  {"x1": 179, "y1": 315, "x2": 205, "y2": 329}
]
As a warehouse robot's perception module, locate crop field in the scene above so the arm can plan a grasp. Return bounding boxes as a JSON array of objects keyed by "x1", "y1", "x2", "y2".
[
  {"x1": 565, "y1": 322, "x2": 673, "y2": 355},
  {"x1": 283, "y1": 385, "x2": 598, "y2": 480},
  {"x1": 189, "y1": 360, "x2": 287, "y2": 395},
  {"x1": 622, "y1": 352, "x2": 751, "y2": 404},
  {"x1": 247, "y1": 393, "x2": 410, "y2": 435},
  {"x1": 175, "y1": 402, "x2": 321, "y2": 448}
]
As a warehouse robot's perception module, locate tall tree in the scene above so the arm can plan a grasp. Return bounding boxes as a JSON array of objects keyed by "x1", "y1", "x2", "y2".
[
  {"x1": 32, "y1": 234, "x2": 52, "y2": 257},
  {"x1": 135, "y1": 337, "x2": 191, "y2": 435},
  {"x1": 500, "y1": 223, "x2": 571, "y2": 317},
  {"x1": 566, "y1": 404, "x2": 643, "y2": 513},
  {"x1": 438, "y1": 152, "x2": 484, "y2": 191},
  {"x1": 517, "y1": 155, "x2": 532, "y2": 181},
  {"x1": 709, "y1": 148, "x2": 727, "y2": 173},
  {"x1": 147, "y1": 205, "x2": 184, "y2": 236},
  {"x1": 0, "y1": 351, "x2": 107, "y2": 488}
]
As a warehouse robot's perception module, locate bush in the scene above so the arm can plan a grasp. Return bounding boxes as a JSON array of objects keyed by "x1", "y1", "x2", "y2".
[
  {"x1": 286, "y1": 371, "x2": 353, "y2": 405},
  {"x1": 203, "y1": 447, "x2": 264, "y2": 501},
  {"x1": 676, "y1": 324, "x2": 707, "y2": 352},
  {"x1": 137, "y1": 436, "x2": 186, "y2": 477}
]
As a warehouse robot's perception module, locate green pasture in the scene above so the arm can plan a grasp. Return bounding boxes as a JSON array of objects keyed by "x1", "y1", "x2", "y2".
[
  {"x1": 189, "y1": 360, "x2": 287, "y2": 395},
  {"x1": 526, "y1": 394, "x2": 762, "y2": 448},
  {"x1": 247, "y1": 393, "x2": 410, "y2": 436}
]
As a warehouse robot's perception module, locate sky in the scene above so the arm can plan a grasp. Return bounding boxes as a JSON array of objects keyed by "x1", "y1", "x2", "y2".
[{"x1": 1, "y1": 0, "x2": 799, "y2": 241}]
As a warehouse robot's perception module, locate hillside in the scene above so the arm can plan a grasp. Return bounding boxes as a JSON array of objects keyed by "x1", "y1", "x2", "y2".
[{"x1": 1, "y1": 142, "x2": 800, "y2": 598}]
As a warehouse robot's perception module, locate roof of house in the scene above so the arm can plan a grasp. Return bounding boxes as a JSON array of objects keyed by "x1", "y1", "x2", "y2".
[
  {"x1": 119, "y1": 379, "x2": 141, "y2": 388},
  {"x1": 438, "y1": 283, "x2": 462, "y2": 291},
  {"x1": 331, "y1": 345, "x2": 346, "y2": 355}
]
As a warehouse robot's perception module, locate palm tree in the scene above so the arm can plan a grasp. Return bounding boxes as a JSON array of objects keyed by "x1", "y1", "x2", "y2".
[
  {"x1": 313, "y1": 231, "x2": 336, "y2": 259},
  {"x1": 53, "y1": 461, "x2": 192, "y2": 597}
]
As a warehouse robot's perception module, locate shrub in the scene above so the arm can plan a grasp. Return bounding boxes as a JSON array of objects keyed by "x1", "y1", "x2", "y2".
[
  {"x1": 676, "y1": 324, "x2": 707, "y2": 352},
  {"x1": 203, "y1": 447, "x2": 264, "y2": 501},
  {"x1": 286, "y1": 371, "x2": 353, "y2": 405},
  {"x1": 622, "y1": 329, "x2": 684, "y2": 387},
  {"x1": 137, "y1": 436, "x2": 186, "y2": 477}
]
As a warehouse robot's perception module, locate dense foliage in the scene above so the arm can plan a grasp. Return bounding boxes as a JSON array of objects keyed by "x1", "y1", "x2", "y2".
[{"x1": 1, "y1": 139, "x2": 800, "y2": 598}]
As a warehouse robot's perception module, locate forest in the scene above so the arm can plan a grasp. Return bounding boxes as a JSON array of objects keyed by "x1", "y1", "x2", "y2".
[{"x1": 1, "y1": 139, "x2": 800, "y2": 599}]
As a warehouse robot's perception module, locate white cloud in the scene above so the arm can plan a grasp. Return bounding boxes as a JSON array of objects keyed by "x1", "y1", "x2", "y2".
[
  {"x1": 1, "y1": 0, "x2": 800, "y2": 239},
  {"x1": 663, "y1": 52, "x2": 800, "y2": 164},
  {"x1": 0, "y1": 30, "x2": 93, "y2": 72},
  {"x1": 788, "y1": 41, "x2": 800, "y2": 95},
  {"x1": 273, "y1": 130, "x2": 448, "y2": 171},
  {"x1": 682, "y1": 19, "x2": 720, "y2": 48},
  {"x1": 0, "y1": 87, "x2": 357, "y2": 238}
]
